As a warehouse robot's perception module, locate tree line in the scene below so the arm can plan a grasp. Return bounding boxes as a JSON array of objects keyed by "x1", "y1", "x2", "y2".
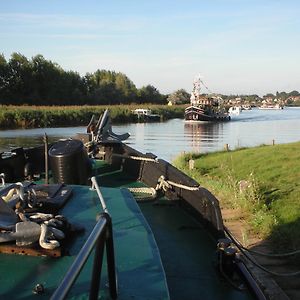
[
  {"x1": 0, "y1": 53, "x2": 166, "y2": 106},
  {"x1": 1, "y1": 53, "x2": 299, "y2": 107}
]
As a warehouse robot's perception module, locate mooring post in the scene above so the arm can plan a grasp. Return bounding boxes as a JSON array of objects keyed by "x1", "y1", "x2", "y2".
[{"x1": 189, "y1": 159, "x2": 195, "y2": 170}]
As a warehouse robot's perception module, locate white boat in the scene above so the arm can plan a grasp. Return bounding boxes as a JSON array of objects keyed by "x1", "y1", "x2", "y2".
[
  {"x1": 258, "y1": 104, "x2": 284, "y2": 110},
  {"x1": 132, "y1": 108, "x2": 161, "y2": 121},
  {"x1": 228, "y1": 106, "x2": 242, "y2": 115},
  {"x1": 242, "y1": 105, "x2": 252, "y2": 110}
]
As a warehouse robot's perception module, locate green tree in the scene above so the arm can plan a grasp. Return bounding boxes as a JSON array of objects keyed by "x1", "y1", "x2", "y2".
[
  {"x1": 167, "y1": 89, "x2": 190, "y2": 105},
  {"x1": 289, "y1": 90, "x2": 300, "y2": 97},
  {"x1": 0, "y1": 54, "x2": 9, "y2": 103},
  {"x1": 31, "y1": 54, "x2": 63, "y2": 103},
  {"x1": 264, "y1": 93, "x2": 274, "y2": 98},
  {"x1": 115, "y1": 73, "x2": 137, "y2": 103},
  {"x1": 137, "y1": 85, "x2": 164, "y2": 104},
  {"x1": 85, "y1": 69, "x2": 138, "y2": 104},
  {"x1": 7, "y1": 52, "x2": 33, "y2": 104},
  {"x1": 0, "y1": 53, "x2": 165, "y2": 105}
]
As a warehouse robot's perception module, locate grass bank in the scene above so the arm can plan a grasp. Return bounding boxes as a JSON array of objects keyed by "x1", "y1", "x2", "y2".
[
  {"x1": 0, "y1": 104, "x2": 185, "y2": 129},
  {"x1": 173, "y1": 142, "x2": 300, "y2": 251}
]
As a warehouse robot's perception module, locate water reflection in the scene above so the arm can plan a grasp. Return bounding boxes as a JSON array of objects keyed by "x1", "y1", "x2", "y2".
[
  {"x1": 0, "y1": 127, "x2": 85, "y2": 152},
  {"x1": 0, "y1": 136, "x2": 44, "y2": 151},
  {"x1": 0, "y1": 108, "x2": 300, "y2": 162},
  {"x1": 184, "y1": 122, "x2": 223, "y2": 152}
]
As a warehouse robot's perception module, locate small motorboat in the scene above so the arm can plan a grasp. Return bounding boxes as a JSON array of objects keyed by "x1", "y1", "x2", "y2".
[
  {"x1": 132, "y1": 108, "x2": 161, "y2": 122},
  {"x1": 229, "y1": 106, "x2": 242, "y2": 115}
]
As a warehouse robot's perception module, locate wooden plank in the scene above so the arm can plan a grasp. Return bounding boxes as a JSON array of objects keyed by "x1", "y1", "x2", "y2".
[{"x1": 0, "y1": 243, "x2": 61, "y2": 257}]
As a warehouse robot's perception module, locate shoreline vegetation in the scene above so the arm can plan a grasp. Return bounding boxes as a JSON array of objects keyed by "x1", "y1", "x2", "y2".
[
  {"x1": 173, "y1": 142, "x2": 300, "y2": 258},
  {"x1": 0, "y1": 104, "x2": 185, "y2": 129},
  {"x1": 2, "y1": 53, "x2": 300, "y2": 111}
]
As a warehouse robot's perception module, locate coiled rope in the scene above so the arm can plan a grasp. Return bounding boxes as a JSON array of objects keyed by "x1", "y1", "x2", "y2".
[
  {"x1": 128, "y1": 175, "x2": 221, "y2": 229},
  {"x1": 128, "y1": 175, "x2": 201, "y2": 201},
  {"x1": 127, "y1": 187, "x2": 157, "y2": 201}
]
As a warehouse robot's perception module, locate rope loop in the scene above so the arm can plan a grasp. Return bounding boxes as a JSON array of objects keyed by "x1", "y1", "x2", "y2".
[
  {"x1": 127, "y1": 187, "x2": 157, "y2": 201},
  {"x1": 155, "y1": 175, "x2": 200, "y2": 192}
]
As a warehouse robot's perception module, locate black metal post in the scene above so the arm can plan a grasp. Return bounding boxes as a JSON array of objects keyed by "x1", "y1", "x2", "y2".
[
  {"x1": 89, "y1": 235, "x2": 105, "y2": 300},
  {"x1": 50, "y1": 218, "x2": 107, "y2": 300},
  {"x1": 44, "y1": 133, "x2": 49, "y2": 184},
  {"x1": 105, "y1": 214, "x2": 118, "y2": 299}
]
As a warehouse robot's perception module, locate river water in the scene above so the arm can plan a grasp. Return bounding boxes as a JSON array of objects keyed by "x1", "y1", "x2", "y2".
[{"x1": 0, "y1": 107, "x2": 300, "y2": 162}]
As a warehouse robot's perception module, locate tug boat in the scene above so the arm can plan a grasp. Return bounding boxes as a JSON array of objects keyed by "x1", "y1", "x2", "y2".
[
  {"x1": 185, "y1": 76, "x2": 230, "y2": 122},
  {"x1": 0, "y1": 110, "x2": 264, "y2": 299}
]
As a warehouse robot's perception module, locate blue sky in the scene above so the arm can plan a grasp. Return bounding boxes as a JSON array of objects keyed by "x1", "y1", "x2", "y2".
[{"x1": 1, "y1": 0, "x2": 300, "y2": 95}]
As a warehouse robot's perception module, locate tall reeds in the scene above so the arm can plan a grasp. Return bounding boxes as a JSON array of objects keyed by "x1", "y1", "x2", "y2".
[{"x1": 0, "y1": 104, "x2": 185, "y2": 129}]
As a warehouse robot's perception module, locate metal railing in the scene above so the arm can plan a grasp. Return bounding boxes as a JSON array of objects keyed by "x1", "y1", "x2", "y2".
[{"x1": 50, "y1": 212, "x2": 117, "y2": 300}]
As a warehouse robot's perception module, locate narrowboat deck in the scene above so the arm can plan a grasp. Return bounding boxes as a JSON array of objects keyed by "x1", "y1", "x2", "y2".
[
  {"x1": 0, "y1": 167, "x2": 254, "y2": 299},
  {"x1": 97, "y1": 167, "x2": 254, "y2": 300}
]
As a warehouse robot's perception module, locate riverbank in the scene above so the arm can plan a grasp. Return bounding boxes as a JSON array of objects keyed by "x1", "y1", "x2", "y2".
[
  {"x1": 173, "y1": 142, "x2": 300, "y2": 253},
  {"x1": 173, "y1": 142, "x2": 300, "y2": 298},
  {"x1": 0, "y1": 104, "x2": 185, "y2": 129}
]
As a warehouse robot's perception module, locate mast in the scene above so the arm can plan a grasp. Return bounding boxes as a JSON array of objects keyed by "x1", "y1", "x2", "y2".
[
  {"x1": 190, "y1": 75, "x2": 215, "y2": 106},
  {"x1": 190, "y1": 75, "x2": 201, "y2": 106}
]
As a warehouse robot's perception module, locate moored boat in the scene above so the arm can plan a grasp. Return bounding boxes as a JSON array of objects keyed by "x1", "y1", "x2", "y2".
[
  {"x1": 132, "y1": 108, "x2": 161, "y2": 122},
  {"x1": 242, "y1": 105, "x2": 252, "y2": 110},
  {"x1": 185, "y1": 75, "x2": 230, "y2": 122},
  {"x1": 0, "y1": 110, "x2": 265, "y2": 299},
  {"x1": 258, "y1": 104, "x2": 284, "y2": 110}
]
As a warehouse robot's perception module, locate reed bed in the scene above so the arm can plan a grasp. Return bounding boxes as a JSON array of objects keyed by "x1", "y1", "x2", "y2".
[{"x1": 0, "y1": 104, "x2": 185, "y2": 129}]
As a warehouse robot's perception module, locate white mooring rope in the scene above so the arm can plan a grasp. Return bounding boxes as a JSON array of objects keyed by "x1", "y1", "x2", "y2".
[
  {"x1": 156, "y1": 175, "x2": 200, "y2": 191},
  {"x1": 127, "y1": 187, "x2": 157, "y2": 201}
]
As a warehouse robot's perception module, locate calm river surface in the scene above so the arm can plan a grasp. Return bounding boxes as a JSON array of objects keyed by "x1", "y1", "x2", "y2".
[{"x1": 0, "y1": 107, "x2": 300, "y2": 162}]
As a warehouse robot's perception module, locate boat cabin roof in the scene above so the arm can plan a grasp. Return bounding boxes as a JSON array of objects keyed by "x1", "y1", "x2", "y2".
[{"x1": 133, "y1": 108, "x2": 151, "y2": 114}]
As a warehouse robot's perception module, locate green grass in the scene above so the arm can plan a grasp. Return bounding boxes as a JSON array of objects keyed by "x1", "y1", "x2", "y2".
[{"x1": 173, "y1": 142, "x2": 300, "y2": 251}]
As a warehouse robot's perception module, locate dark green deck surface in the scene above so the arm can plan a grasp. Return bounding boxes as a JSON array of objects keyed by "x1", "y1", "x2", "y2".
[
  {"x1": 98, "y1": 168, "x2": 254, "y2": 300},
  {"x1": 0, "y1": 160, "x2": 254, "y2": 299},
  {"x1": 139, "y1": 201, "x2": 254, "y2": 300},
  {"x1": 0, "y1": 185, "x2": 98, "y2": 299},
  {"x1": 99, "y1": 186, "x2": 169, "y2": 300},
  {"x1": 0, "y1": 183, "x2": 169, "y2": 299}
]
